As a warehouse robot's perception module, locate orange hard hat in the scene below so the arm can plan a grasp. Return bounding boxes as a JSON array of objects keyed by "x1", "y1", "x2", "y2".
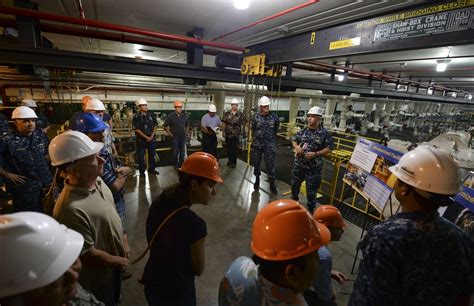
[
  {"x1": 81, "y1": 96, "x2": 92, "y2": 105},
  {"x1": 251, "y1": 199, "x2": 330, "y2": 261},
  {"x1": 179, "y1": 152, "x2": 223, "y2": 183},
  {"x1": 174, "y1": 100, "x2": 183, "y2": 108},
  {"x1": 316, "y1": 221, "x2": 331, "y2": 245},
  {"x1": 314, "y1": 205, "x2": 346, "y2": 228}
]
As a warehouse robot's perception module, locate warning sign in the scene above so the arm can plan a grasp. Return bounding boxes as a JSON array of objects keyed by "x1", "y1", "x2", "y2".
[
  {"x1": 356, "y1": 0, "x2": 473, "y2": 28},
  {"x1": 329, "y1": 37, "x2": 361, "y2": 50},
  {"x1": 374, "y1": 7, "x2": 473, "y2": 42}
]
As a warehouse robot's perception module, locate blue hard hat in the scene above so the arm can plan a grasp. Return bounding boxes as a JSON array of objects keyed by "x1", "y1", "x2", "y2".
[{"x1": 74, "y1": 112, "x2": 107, "y2": 133}]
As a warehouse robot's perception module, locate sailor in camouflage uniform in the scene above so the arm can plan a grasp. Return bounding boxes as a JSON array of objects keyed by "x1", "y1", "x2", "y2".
[
  {"x1": 251, "y1": 96, "x2": 280, "y2": 194},
  {"x1": 0, "y1": 106, "x2": 52, "y2": 212},
  {"x1": 291, "y1": 106, "x2": 334, "y2": 213},
  {"x1": 349, "y1": 146, "x2": 474, "y2": 306},
  {"x1": 0, "y1": 112, "x2": 11, "y2": 135},
  {"x1": 222, "y1": 98, "x2": 244, "y2": 168},
  {"x1": 133, "y1": 98, "x2": 158, "y2": 176},
  {"x1": 22, "y1": 98, "x2": 50, "y2": 133}
]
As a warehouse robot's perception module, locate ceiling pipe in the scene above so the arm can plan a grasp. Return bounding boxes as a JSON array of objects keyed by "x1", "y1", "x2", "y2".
[
  {"x1": 0, "y1": 5, "x2": 245, "y2": 52},
  {"x1": 296, "y1": 62, "x2": 472, "y2": 96},
  {"x1": 293, "y1": 63, "x2": 371, "y2": 79},
  {"x1": 75, "y1": 0, "x2": 93, "y2": 48},
  {"x1": 371, "y1": 67, "x2": 474, "y2": 73},
  {"x1": 304, "y1": 60, "x2": 462, "y2": 93},
  {"x1": 212, "y1": 0, "x2": 319, "y2": 41},
  {"x1": 350, "y1": 55, "x2": 474, "y2": 65},
  {"x1": 0, "y1": 18, "x2": 235, "y2": 56}
]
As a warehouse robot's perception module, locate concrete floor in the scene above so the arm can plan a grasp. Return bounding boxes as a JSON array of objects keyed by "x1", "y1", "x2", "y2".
[{"x1": 121, "y1": 159, "x2": 361, "y2": 306}]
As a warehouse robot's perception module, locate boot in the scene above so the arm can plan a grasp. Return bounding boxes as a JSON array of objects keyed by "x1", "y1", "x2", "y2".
[
  {"x1": 270, "y1": 180, "x2": 278, "y2": 194},
  {"x1": 254, "y1": 176, "x2": 260, "y2": 191}
]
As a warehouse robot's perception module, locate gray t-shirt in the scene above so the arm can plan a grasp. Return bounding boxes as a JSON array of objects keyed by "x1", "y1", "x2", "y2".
[
  {"x1": 164, "y1": 111, "x2": 189, "y2": 139},
  {"x1": 53, "y1": 177, "x2": 125, "y2": 293}
]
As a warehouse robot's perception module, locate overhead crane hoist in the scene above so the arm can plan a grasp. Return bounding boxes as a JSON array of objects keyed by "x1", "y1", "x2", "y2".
[{"x1": 240, "y1": 53, "x2": 283, "y2": 158}]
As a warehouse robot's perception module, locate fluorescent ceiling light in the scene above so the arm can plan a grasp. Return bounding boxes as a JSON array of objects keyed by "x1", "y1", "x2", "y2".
[
  {"x1": 436, "y1": 59, "x2": 451, "y2": 72},
  {"x1": 234, "y1": 0, "x2": 250, "y2": 9},
  {"x1": 466, "y1": 94, "x2": 472, "y2": 100},
  {"x1": 427, "y1": 88, "x2": 433, "y2": 95},
  {"x1": 337, "y1": 74, "x2": 344, "y2": 81}
]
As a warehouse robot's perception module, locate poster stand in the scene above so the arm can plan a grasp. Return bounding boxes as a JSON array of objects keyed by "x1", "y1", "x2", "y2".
[
  {"x1": 348, "y1": 182, "x2": 394, "y2": 275},
  {"x1": 338, "y1": 137, "x2": 402, "y2": 274}
]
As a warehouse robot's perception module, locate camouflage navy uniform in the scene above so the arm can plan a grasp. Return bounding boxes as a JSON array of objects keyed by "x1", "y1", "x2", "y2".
[
  {"x1": 349, "y1": 211, "x2": 474, "y2": 306},
  {"x1": 132, "y1": 111, "x2": 157, "y2": 174},
  {"x1": 222, "y1": 110, "x2": 244, "y2": 166},
  {"x1": 291, "y1": 126, "x2": 334, "y2": 212},
  {"x1": 68, "y1": 284, "x2": 105, "y2": 306},
  {"x1": 0, "y1": 112, "x2": 11, "y2": 135},
  {"x1": 251, "y1": 112, "x2": 279, "y2": 180},
  {"x1": 36, "y1": 113, "x2": 50, "y2": 131},
  {"x1": 0, "y1": 113, "x2": 11, "y2": 190},
  {"x1": 0, "y1": 129, "x2": 52, "y2": 212}
]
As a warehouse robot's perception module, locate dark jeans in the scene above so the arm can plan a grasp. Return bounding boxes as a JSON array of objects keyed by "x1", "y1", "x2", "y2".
[
  {"x1": 144, "y1": 284, "x2": 196, "y2": 306},
  {"x1": 202, "y1": 133, "x2": 217, "y2": 158},
  {"x1": 91, "y1": 268, "x2": 122, "y2": 306},
  {"x1": 172, "y1": 136, "x2": 186, "y2": 168},
  {"x1": 303, "y1": 289, "x2": 338, "y2": 306},
  {"x1": 136, "y1": 140, "x2": 157, "y2": 173},
  {"x1": 226, "y1": 137, "x2": 239, "y2": 165},
  {"x1": 8, "y1": 182, "x2": 44, "y2": 212}
]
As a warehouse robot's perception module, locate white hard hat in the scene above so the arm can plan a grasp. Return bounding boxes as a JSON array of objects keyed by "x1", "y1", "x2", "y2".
[
  {"x1": 0, "y1": 212, "x2": 83, "y2": 298},
  {"x1": 208, "y1": 104, "x2": 217, "y2": 112},
  {"x1": 135, "y1": 98, "x2": 148, "y2": 106},
  {"x1": 389, "y1": 146, "x2": 461, "y2": 196},
  {"x1": 49, "y1": 131, "x2": 103, "y2": 166},
  {"x1": 12, "y1": 106, "x2": 38, "y2": 119},
  {"x1": 230, "y1": 98, "x2": 239, "y2": 104},
  {"x1": 258, "y1": 96, "x2": 271, "y2": 107},
  {"x1": 307, "y1": 106, "x2": 323, "y2": 116},
  {"x1": 367, "y1": 122, "x2": 375, "y2": 129},
  {"x1": 85, "y1": 98, "x2": 106, "y2": 111},
  {"x1": 21, "y1": 98, "x2": 37, "y2": 108}
]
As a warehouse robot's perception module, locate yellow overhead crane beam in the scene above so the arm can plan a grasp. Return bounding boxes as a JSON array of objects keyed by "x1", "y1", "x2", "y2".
[{"x1": 241, "y1": 54, "x2": 283, "y2": 77}]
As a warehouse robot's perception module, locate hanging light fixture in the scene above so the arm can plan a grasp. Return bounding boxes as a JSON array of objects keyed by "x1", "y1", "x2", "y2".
[
  {"x1": 436, "y1": 59, "x2": 451, "y2": 72},
  {"x1": 234, "y1": 0, "x2": 250, "y2": 9}
]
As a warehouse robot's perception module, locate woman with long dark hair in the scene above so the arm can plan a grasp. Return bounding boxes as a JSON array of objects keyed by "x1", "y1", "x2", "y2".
[{"x1": 142, "y1": 152, "x2": 223, "y2": 306}]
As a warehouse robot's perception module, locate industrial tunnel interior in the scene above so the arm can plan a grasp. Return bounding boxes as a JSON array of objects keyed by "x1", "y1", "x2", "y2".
[{"x1": 0, "y1": 0, "x2": 473, "y2": 305}]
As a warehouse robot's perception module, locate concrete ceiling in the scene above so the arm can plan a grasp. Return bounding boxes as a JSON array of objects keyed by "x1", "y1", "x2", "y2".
[{"x1": 0, "y1": 0, "x2": 473, "y2": 98}]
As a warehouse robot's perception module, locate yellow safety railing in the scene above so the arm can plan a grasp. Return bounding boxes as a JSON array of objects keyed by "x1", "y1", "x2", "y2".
[{"x1": 276, "y1": 122, "x2": 387, "y2": 221}]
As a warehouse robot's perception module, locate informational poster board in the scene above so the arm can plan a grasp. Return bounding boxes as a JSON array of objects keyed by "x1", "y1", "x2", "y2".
[
  {"x1": 455, "y1": 174, "x2": 474, "y2": 213},
  {"x1": 373, "y1": 6, "x2": 473, "y2": 42},
  {"x1": 344, "y1": 138, "x2": 403, "y2": 212}
]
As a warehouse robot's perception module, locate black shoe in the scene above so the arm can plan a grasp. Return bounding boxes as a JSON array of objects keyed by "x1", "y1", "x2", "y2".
[
  {"x1": 230, "y1": 163, "x2": 236, "y2": 169},
  {"x1": 270, "y1": 180, "x2": 278, "y2": 194},
  {"x1": 226, "y1": 161, "x2": 232, "y2": 166},
  {"x1": 148, "y1": 170, "x2": 159, "y2": 175},
  {"x1": 254, "y1": 176, "x2": 260, "y2": 190},
  {"x1": 139, "y1": 172, "x2": 145, "y2": 177}
]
